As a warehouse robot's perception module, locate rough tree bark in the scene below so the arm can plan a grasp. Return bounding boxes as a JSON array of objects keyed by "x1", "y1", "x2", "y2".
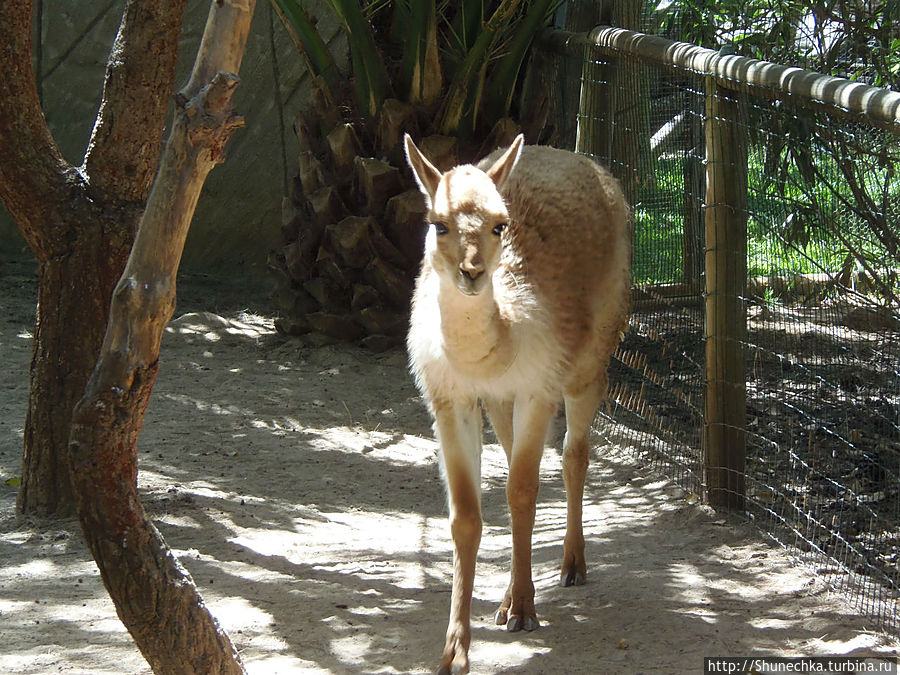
[
  {"x1": 66, "y1": 1, "x2": 256, "y2": 673},
  {"x1": 0, "y1": 0, "x2": 187, "y2": 516}
]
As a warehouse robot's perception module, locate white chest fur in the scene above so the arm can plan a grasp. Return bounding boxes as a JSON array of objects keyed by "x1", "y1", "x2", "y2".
[{"x1": 408, "y1": 271, "x2": 565, "y2": 403}]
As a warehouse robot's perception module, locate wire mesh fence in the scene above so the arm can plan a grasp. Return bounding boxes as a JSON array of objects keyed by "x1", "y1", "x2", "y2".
[{"x1": 532, "y1": 25, "x2": 900, "y2": 635}]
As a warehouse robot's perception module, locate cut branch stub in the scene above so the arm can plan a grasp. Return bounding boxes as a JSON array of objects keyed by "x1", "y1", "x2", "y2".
[
  {"x1": 351, "y1": 283, "x2": 380, "y2": 310},
  {"x1": 417, "y1": 135, "x2": 458, "y2": 171},
  {"x1": 363, "y1": 257, "x2": 413, "y2": 308},
  {"x1": 184, "y1": 73, "x2": 244, "y2": 163},
  {"x1": 376, "y1": 98, "x2": 418, "y2": 155},
  {"x1": 354, "y1": 157, "x2": 401, "y2": 217},
  {"x1": 385, "y1": 189, "x2": 427, "y2": 264},
  {"x1": 295, "y1": 114, "x2": 319, "y2": 154},
  {"x1": 327, "y1": 216, "x2": 374, "y2": 269},
  {"x1": 303, "y1": 276, "x2": 347, "y2": 309},
  {"x1": 315, "y1": 245, "x2": 356, "y2": 288},
  {"x1": 284, "y1": 232, "x2": 320, "y2": 280},
  {"x1": 369, "y1": 219, "x2": 409, "y2": 268},
  {"x1": 306, "y1": 312, "x2": 364, "y2": 340},
  {"x1": 358, "y1": 306, "x2": 406, "y2": 336},
  {"x1": 281, "y1": 195, "x2": 306, "y2": 243},
  {"x1": 327, "y1": 123, "x2": 362, "y2": 171},
  {"x1": 298, "y1": 151, "x2": 325, "y2": 196},
  {"x1": 310, "y1": 186, "x2": 348, "y2": 227},
  {"x1": 310, "y1": 74, "x2": 341, "y2": 137}
]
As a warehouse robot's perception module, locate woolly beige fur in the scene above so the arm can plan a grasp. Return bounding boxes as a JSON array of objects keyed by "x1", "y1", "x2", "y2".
[
  {"x1": 408, "y1": 142, "x2": 632, "y2": 406},
  {"x1": 404, "y1": 134, "x2": 632, "y2": 675}
]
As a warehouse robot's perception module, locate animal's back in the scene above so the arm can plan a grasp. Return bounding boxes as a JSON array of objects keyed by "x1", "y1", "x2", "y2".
[{"x1": 481, "y1": 145, "x2": 632, "y2": 375}]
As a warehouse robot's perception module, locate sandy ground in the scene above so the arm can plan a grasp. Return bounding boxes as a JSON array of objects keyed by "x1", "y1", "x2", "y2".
[{"x1": 1, "y1": 257, "x2": 898, "y2": 674}]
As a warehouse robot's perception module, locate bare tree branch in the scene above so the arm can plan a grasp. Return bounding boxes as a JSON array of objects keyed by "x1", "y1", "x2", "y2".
[{"x1": 182, "y1": 0, "x2": 256, "y2": 100}]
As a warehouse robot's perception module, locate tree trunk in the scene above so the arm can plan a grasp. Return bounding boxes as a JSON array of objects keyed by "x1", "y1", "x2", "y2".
[
  {"x1": 19, "y1": 223, "x2": 134, "y2": 514},
  {"x1": 67, "y1": 1, "x2": 256, "y2": 671},
  {"x1": 0, "y1": 0, "x2": 187, "y2": 516}
]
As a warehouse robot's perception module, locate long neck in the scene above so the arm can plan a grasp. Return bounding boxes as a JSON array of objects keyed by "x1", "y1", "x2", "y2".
[{"x1": 437, "y1": 276, "x2": 515, "y2": 373}]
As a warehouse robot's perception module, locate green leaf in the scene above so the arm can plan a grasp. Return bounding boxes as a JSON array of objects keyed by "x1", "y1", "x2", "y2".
[
  {"x1": 323, "y1": 0, "x2": 391, "y2": 119},
  {"x1": 270, "y1": 0, "x2": 338, "y2": 92},
  {"x1": 398, "y1": 1, "x2": 442, "y2": 104},
  {"x1": 438, "y1": 0, "x2": 523, "y2": 138},
  {"x1": 485, "y1": 0, "x2": 561, "y2": 120},
  {"x1": 5, "y1": 477, "x2": 21, "y2": 487}
]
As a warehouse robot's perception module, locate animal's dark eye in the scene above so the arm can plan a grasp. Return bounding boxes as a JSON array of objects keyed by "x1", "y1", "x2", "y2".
[
  {"x1": 432, "y1": 222, "x2": 449, "y2": 236},
  {"x1": 492, "y1": 222, "x2": 507, "y2": 236}
]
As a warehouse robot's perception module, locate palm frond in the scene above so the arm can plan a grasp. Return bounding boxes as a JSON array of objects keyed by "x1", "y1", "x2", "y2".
[
  {"x1": 269, "y1": 0, "x2": 338, "y2": 92},
  {"x1": 323, "y1": 0, "x2": 391, "y2": 118}
]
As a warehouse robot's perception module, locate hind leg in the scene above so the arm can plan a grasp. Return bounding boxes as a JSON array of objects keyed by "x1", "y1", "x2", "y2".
[{"x1": 560, "y1": 379, "x2": 604, "y2": 587}]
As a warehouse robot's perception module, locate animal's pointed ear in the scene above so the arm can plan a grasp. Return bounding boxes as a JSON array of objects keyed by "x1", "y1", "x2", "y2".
[
  {"x1": 486, "y1": 134, "x2": 524, "y2": 190},
  {"x1": 404, "y1": 134, "x2": 442, "y2": 209}
]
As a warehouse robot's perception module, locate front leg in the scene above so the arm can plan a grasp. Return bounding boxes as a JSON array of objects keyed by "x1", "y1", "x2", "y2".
[
  {"x1": 494, "y1": 396, "x2": 556, "y2": 632},
  {"x1": 431, "y1": 397, "x2": 483, "y2": 675}
]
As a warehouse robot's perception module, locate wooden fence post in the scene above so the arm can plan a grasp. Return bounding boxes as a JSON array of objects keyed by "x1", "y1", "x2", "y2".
[
  {"x1": 576, "y1": 3, "x2": 645, "y2": 204},
  {"x1": 575, "y1": 40, "x2": 614, "y2": 159},
  {"x1": 704, "y1": 77, "x2": 748, "y2": 509},
  {"x1": 683, "y1": 106, "x2": 704, "y2": 291}
]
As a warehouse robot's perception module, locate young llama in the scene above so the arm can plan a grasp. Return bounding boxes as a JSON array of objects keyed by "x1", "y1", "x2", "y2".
[{"x1": 404, "y1": 133, "x2": 632, "y2": 674}]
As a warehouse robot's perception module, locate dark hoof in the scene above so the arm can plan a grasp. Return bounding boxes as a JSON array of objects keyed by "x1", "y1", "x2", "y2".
[
  {"x1": 559, "y1": 569, "x2": 586, "y2": 587},
  {"x1": 506, "y1": 614, "x2": 539, "y2": 632}
]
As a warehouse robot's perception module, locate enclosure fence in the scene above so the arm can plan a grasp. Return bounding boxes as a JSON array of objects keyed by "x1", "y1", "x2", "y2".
[{"x1": 534, "y1": 26, "x2": 900, "y2": 635}]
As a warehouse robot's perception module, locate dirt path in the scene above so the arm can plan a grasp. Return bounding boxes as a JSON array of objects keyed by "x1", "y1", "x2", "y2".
[{"x1": 1, "y1": 260, "x2": 897, "y2": 674}]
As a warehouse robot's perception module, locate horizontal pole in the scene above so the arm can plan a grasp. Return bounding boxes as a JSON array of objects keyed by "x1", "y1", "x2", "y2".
[{"x1": 540, "y1": 27, "x2": 900, "y2": 130}]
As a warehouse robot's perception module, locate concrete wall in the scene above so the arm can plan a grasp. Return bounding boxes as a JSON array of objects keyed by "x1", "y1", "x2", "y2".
[{"x1": 0, "y1": 1, "x2": 330, "y2": 273}]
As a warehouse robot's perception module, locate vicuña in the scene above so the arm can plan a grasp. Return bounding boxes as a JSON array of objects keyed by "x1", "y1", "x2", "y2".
[{"x1": 404, "y1": 133, "x2": 632, "y2": 674}]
